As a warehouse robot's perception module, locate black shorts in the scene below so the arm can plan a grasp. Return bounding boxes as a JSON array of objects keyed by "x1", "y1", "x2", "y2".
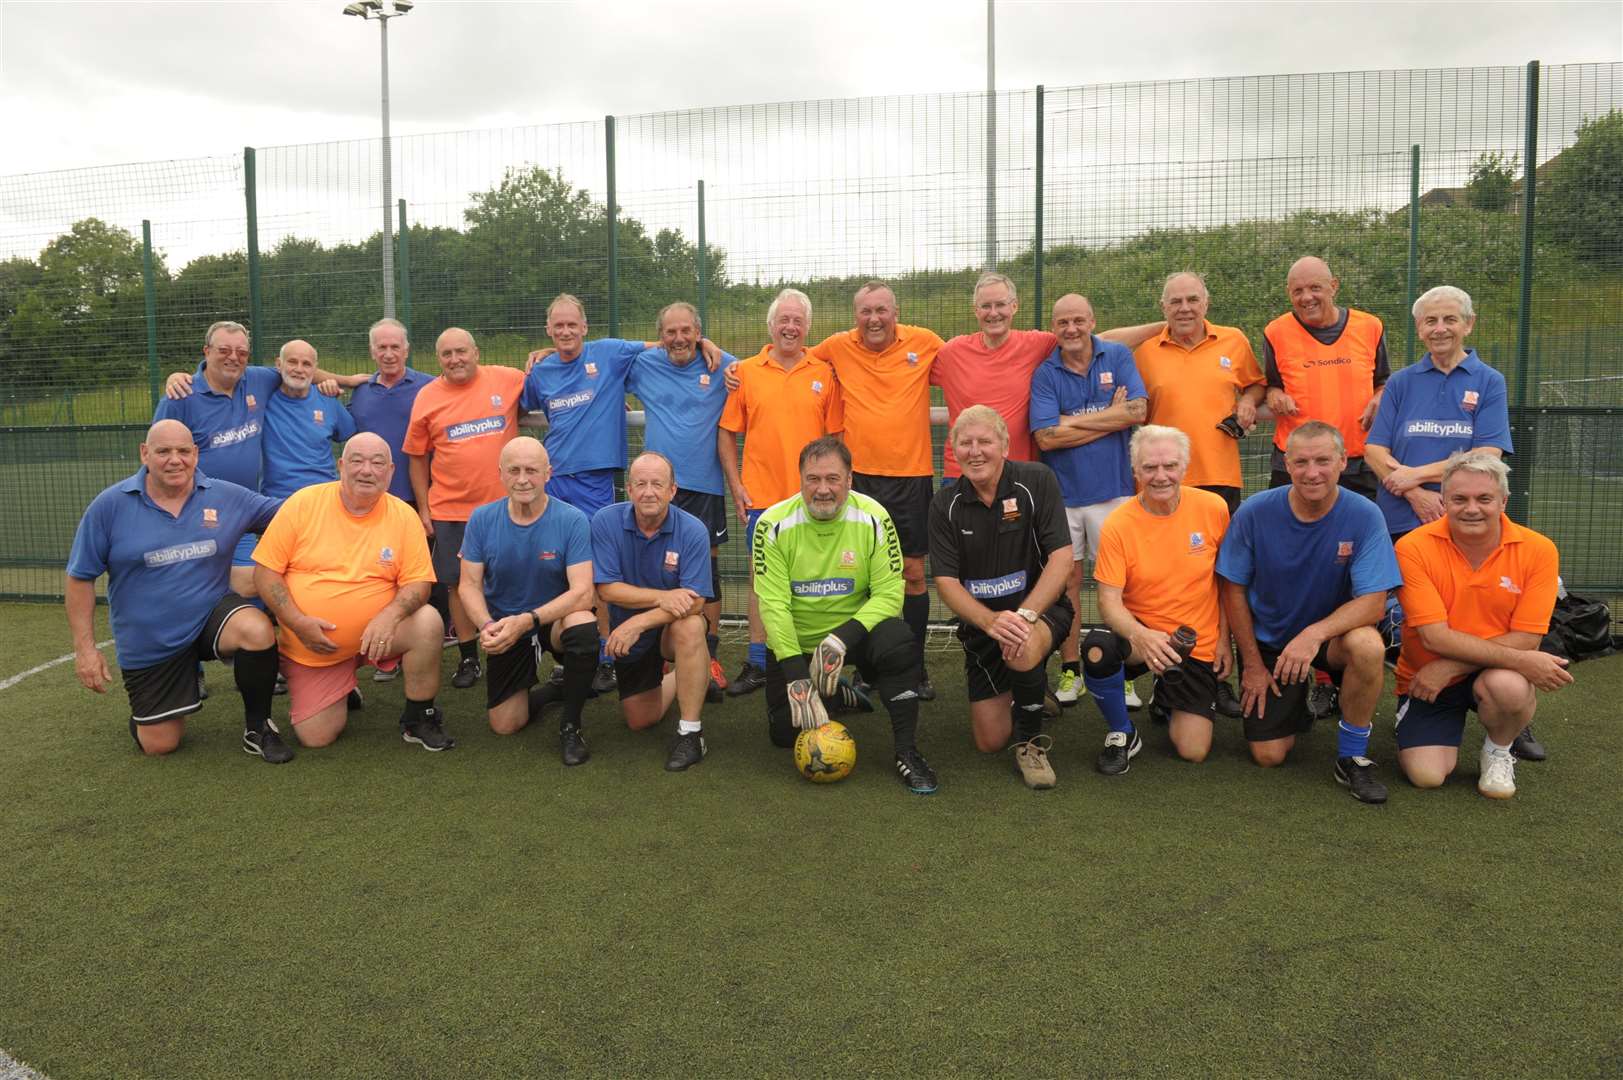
[
  {"x1": 121, "y1": 593, "x2": 257, "y2": 724},
  {"x1": 1197, "y1": 485, "x2": 1242, "y2": 515},
  {"x1": 958, "y1": 600, "x2": 1073, "y2": 701},
  {"x1": 853, "y1": 472, "x2": 933, "y2": 557},
  {"x1": 673, "y1": 489, "x2": 728, "y2": 548},
  {"x1": 431, "y1": 519, "x2": 468, "y2": 585},
  {"x1": 1098, "y1": 630, "x2": 1220, "y2": 720},
  {"x1": 1243, "y1": 640, "x2": 1339, "y2": 742},
  {"x1": 615, "y1": 642, "x2": 667, "y2": 700},
  {"x1": 484, "y1": 624, "x2": 559, "y2": 710}
]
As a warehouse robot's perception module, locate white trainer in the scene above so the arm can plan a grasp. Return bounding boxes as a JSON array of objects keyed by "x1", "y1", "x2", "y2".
[
  {"x1": 1478, "y1": 745, "x2": 1517, "y2": 799},
  {"x1": 1123, "y1": 680, "x2": 1143, "y2": 710}
]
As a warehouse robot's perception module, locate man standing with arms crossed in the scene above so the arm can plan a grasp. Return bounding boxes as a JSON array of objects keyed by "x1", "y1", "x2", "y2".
[
  {"x1": 403, "y1": 327, "x2": 526, "y2": 693},
  {"x1": 719, "y1": 288, "x2": 844, "y2": 696},
  {"x1": 1030, "y1": 293, "x2": 1148, "y2": 709}
]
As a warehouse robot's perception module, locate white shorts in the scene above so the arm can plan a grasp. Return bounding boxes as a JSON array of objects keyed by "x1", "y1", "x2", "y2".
[{"x1": 1066, "y1": 497, "x2": 1131, "y2": 561}]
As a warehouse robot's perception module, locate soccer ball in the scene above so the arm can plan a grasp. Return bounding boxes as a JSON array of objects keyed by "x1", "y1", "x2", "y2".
[{"x1": 794, "y1": 721, "x2": 856, "y2": 783}]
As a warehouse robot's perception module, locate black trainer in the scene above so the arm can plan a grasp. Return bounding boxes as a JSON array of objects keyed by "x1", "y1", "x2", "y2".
[
  {"x1": 916, "y1": 674, "x2": 937, "y2": 702},
  {"x1": 242, "y1": 725, "x2": 295, "y2": 764},
  {"x1": 1096, "y1": 727, "x2": 1142, "y2": 775},
  {"x1": 548, "y1": 664, "x2": 565, "y2": 687},
  {"x1": 452, "y1": 656, "x2": 482, "y2": 690},
  {"x1": 400, "y1": 707, "x2": 455, "y2": 751},
  {"x1": 272, "y1": 672, "x2": 287, "y2": 697},
  {"x1": 665, "y1": 730, "x2": 706, "y2": 771},
  {"x1": 560, "y1": 724, "x2": 590, "y2": 766},
  {"x1": 726, "y1": 661, "x2": 767, "y2": 696},
  {"x1": 829, "y1": 678, "x2": 874, "y2": 714},
  {"x1": 1307, "y1": 683, "x2": 1340, "y2": 724},
  {"x1": 1335, "y1": 755, "x2": 1388, "y2": 804},
  {"x1": 347, "y1": 687, "x2": 364, "y2": 711},
  {"x1": 1214, "y1": 681, "x2": 1243, "y2": 720},
  {"x1": 528, "y1": 681, "x2": 562, "y2": 723},
  {"x1": 1511, "y1": 724, "x2": 1547, "y2": 761},
  {"x1": 894, "y1": 748, "x2": 938, "y2": 795},
  {"x1": 591, "y1": 662, "x2": 617, "y2": 695}
]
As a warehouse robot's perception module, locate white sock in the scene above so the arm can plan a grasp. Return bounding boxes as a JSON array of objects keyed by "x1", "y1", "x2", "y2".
[
  {"x1": 678, "y1": 719, "x2": 701, "y2": 735},
  {"x1": 1484, "y1": 734, "x2": 1513, "y2": 754}
]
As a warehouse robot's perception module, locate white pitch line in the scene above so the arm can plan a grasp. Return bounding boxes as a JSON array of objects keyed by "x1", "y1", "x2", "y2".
[
  {"x1": 0, "y1": 641, "x2": 110, "y2": 692},
  {"x1": 0, "y1": 1048, "x2": 49, "y2": 1079}
]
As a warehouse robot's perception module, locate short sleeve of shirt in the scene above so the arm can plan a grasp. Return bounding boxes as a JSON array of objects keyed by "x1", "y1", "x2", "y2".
[
  {"x1": 1510, "y1": 536, "x2": 1560, "y2": 635},
  {"x1": 459, "y1": 505, "x2": 491, "y2": 565},
  {"x1": 1093, "y1": 517, "x2": 1127, "y2": 589},
  {"x1": 589, "y1": 507, "x2": 624, "y2": 585},
  {"x1": 677, "y1": 520, "x2": 711, "y2": 595},
  {"x1": 1395, "y1": 539, "x2": 1448, "y2": 630},
  {"x1": 1366, "y1": 377, "x2": 1401, "y2": 448},
  {"x1": 562, "y1": 511, "x2": 593, "y2": 567},
  {"x1": 333, "y1": 400, "x2": 359, "y2": 442},
  {"x1": 1372, "y1": 332, "x2": 1391, "y2": 386},
  {"x1": 1214, "y1": 503, "x2": 1256, "y2": 586},
  {"x1": 1233, "y1": 336, "x2": 1265, "y2": 389},
  {"x1": 402, "y1": 394, "x2": 432, "y2": 456},
  {"x1": 1032, "y1": 466, "x2": 1071, "y2": 556},
  {"x1": 252, "y1": 491, "x2": 307, "y2": 575},
  {"x1": 719, "y1": 385, "x2": 746, "y2": 434},
  {"x1": 927, "y1": 493, "x2": 961, "y2": 580},
  {"x1": 66, "y1": 493, "x2": 114, "y2": 579},
  {"x1": 1348, "y1": 508, "x2": 1402, "y2": 596},
  {"x1": 824, "y1": 378, "x2": 845, "y2": 434},
  {"x1": 1473, "y1": 374, "x2": 1513, "y2": 452},
  {"x1": 395, "y1": 508, "x2": 435, "y2": 586},
  {"x1": 1120, "y1": 353, "x2": 1148, "y2": 399},
  {"x1": 1028, "y1": 366, "x2": 1060, "y2": 431}
]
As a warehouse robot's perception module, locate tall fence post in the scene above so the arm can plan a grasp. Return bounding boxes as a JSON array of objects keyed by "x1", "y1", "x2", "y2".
[
  {"x1": 1406, "y1": 144, "x2": 1420, "y2": 363},
  {"x1": 1033, "y1": 85, "x2": 1045, "y2": 327},
  {"x1": 244, "y1": 146, "x2": 263, "y2": 363},
  {"x1": 1510, "y1": 60, "x2": 1540, "y2": 522},
  {"x1": 142, "y1": 220, "x2": 160, "y2": 409},
  {"x1": 696, "y1": 179, "x2": 708, "y2": 330},
  {"x1": 605, "y1": 115, "x2": 619, "y2": 337},
  {"x1": 396, "y1": 198, "x2": 413, "y2": 334}
]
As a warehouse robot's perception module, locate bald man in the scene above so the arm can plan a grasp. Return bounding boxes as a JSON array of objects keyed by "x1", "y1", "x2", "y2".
[
  {"x1": 67, "y1": 419, "x2": 290, "y2": 761},
  {"x1": 262, "y1": 339, "x2": 358, "y2": 500},
  {"x1": 457, "y1": 438, "x2": 599, "y2": 741},
  {"x1": 254, "y1": 433, "x2": 453, "y2": 751}
]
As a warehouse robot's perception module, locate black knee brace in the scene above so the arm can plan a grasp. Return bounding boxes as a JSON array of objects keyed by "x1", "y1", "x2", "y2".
[
  {"x1": 1082, "y1": 628, "x2": 1125, "y2": 679},
  {"x1": 865, "y1": 618, "x2": 915, "y2": 679}
]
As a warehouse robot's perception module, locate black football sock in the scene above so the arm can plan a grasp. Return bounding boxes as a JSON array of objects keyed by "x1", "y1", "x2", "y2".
[{"x1": 232, "y1": 644, "x2": 278, "y2": 735}]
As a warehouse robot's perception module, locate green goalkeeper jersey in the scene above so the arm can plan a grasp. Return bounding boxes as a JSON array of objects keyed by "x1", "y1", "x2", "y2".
[{"x1": 751, "y1": 490, "x2": 904, "y2": 659}]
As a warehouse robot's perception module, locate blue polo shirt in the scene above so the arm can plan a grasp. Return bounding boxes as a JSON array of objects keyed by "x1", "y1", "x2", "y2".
[
  {"x1": 589, "y1": 501, "x2": 712, "y2": 657},
  {"x1": 1215, "y1": 486, "x2": 1401, "y2": 649},
  {"x1": 520, "y1": 338, "x2": 645, "y2": 476},
  {"x1": 627, "y1": 346, "x2": 737, "y2": 496},
  {"x1": 66, "y1": 469, "x2": 281, "y2": 669},
  {"x1": 261, "y1": 388, "x2": 358, "y2": 499},
  {"x1": 349, "y1": 367, "x2": 434, "y2": 503},
  {"x1": 1027, "y1": 339, "x2": 1146, "y2": 506},
  {"x1": 1367, "y1": 349, "x2": 1512, "y2": 534},
  {"x1": 153, "y1": 365, "x2": 281, "y2": 490},
  {"x1": 460, "y1": 495, "x2": 593, "y2": 619}
]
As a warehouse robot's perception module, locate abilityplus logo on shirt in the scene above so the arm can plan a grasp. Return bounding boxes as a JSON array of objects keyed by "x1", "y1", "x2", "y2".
[
  {"x1": 1404, "y1": 419, "x2": 1474, "y2": 438},
  {"x1": 548, "y1": 390, "x2": 595, "y2": 412},
  {"x1": 791, "y1": 577, "x2": 855, "y2": 597},
  {"x1": 446, "y1": 416, "x2": 507, "y2": 440}
]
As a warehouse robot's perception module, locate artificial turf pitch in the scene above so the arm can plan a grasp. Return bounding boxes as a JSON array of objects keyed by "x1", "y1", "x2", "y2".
[{"x1": 2, "y1": 601, "x2": 1620, "y2": 1079}]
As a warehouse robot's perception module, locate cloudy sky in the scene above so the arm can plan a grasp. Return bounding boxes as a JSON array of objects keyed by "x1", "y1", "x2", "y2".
[{"x1": 3, "y1": 1, "x2": 1619, "y2": 173}]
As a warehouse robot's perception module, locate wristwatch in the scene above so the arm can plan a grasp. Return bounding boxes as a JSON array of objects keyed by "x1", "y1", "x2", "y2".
[{"x1": 1015, "y1": 607, "x2": 1039, "y2": 624}]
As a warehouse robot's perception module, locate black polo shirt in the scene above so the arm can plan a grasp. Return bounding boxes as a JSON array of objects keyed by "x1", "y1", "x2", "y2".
[{"x1": 928, "y1": 459, "x2": 1071, "y2": 613}]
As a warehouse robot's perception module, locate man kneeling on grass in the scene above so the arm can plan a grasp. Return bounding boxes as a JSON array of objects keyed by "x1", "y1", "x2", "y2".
[
  {"x1": 457, "y1": 437, "x2": 598, "y2": 749},
  {"x1": 253, "y1": 433, "x2": 454, "y2": 751},
  {"x1": 1391, "y1": 451, "x2": 1570, "y2": 799},
  {"x1": 589, "y1": 452, "x2": 715, "y2": 771}
]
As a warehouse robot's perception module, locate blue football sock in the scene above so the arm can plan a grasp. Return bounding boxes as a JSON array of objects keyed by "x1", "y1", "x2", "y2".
[
  {"x1": 747, "y1": 641, "x2": 767, "y2": 669},
  {"x1": 1337, "y1": 719, "x2": 1371, "y2": 759},
  {"x1": 1085, "y1": 670, "x2": 1133, "y2": 733},
  {"x1": 598, "y1": 639, "x2": 610, "y2": 665}
]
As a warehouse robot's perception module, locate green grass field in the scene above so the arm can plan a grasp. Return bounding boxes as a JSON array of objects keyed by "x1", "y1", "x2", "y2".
[{"x1": 3, "y1": 601, "x2": 1621, "y2": 1079}]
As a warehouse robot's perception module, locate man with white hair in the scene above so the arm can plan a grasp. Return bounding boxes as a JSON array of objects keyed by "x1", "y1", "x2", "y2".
[
  {"x1": 1088, "y1": 425, "x2": 1233, "y2": 774},
  {"x1": 719, "y1": 287, "x2": 845, "y2": 696},
  {"x1": 262, "y1": 339, "x2": 358, "y2": 499},
  {"x1": 1392, "y1": 451, "x2": 1570, "y2": 799}
]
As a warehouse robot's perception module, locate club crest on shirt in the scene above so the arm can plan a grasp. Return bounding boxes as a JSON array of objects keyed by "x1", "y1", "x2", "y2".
[
  {"x1": 379, "y1": 546, "x2": 395, "y2": 565},
  {"x1": 585, "y1": 363, "x2": 598, "y2": 378},
  {"x1": 246, "y1": 394, "x2": 258, "y2": 408},
  {"x1": 1462, "y1": 390, "x2": 1479, "y2": 412},
  {"x1": 811, "y1": 380, "x2": 824, "y2": 394},
  {"x1": 1001, "y1": 497, "x2": 1020, "y2": 521},
  {"x1": 1099, "y1": 371, "x2": 1114, "y2": 386},
  {"x1": 1189, "y1": 531, "x2": 1205, "y2": 551},
  {"x1": 1499, "y1": 576, "x2": 1521, "y2": 595},
  {"x1": 1218, "y1": 356, "x2": 1232, "y2": 369},
  {"x1": 539, "y1": 550, "x2": 557, "y2": 561},
  {"x1": 202, "y1": 507, "x2": 218, "y2": 528},
  {"x1": 840, "y1": 549, "x2": 856, "y2": 567},
  {"x1": 490, "y1": 394, "x2": 504, "y2": 408},
  {"x1": 313, "y1": 409, "x2": 324, "y2": 423},
  {"x1": 699, "y1": 373, "x2": 711, "y2": 387},
  {"x1": 1336, "y1": 540, "x2": 1354, "y2": 562},
  {"x1": 906, "y1": 352, "x2": 918, "y2": 365},
  {"x1": 664, "y1": 550, "x2": 680, "y2": 569}
]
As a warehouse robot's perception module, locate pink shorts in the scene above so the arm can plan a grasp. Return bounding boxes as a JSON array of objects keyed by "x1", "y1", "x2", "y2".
[{"x1": 279, "y1": 654, "x2": 400, "y2": 725}]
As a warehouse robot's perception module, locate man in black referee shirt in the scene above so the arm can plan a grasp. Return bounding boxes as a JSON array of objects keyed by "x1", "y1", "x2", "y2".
[{"x1": 928, "y1": 405, "x2": 1074, "y2": 789}]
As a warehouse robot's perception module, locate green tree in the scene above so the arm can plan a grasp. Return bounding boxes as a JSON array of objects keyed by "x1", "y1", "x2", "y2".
[
  {"x1": 1540, "y1": 109, "x2": 1623, "y2": 268},
  {"x1": 1467, "y1": 152, "x2": 1518, "y2": 212},
  {"x1": 23, "y1": 218, "x2": 163, "y2": 386}
]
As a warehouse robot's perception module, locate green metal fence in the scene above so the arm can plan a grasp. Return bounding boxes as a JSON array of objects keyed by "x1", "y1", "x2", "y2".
[{"x1": 2, "y1": 62, "x2": 1620, "y2": 619}]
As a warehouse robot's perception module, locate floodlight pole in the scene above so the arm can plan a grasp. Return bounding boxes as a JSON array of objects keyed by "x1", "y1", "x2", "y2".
[
  {"x1": 984, "y1": 0, "x2": 997, "y2": 269},
  {"x1": 345, "y1": 0, "x2": 410, "y2": 318}
]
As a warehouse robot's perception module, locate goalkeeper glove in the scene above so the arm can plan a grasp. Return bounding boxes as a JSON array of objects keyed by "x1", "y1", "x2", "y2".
[{"x1": 786, "y1": 678, "x2": 830, "y2": 731}]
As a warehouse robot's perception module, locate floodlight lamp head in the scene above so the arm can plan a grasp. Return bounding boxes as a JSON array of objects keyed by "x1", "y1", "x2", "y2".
[
  {"x1": 392, "y1": 0, "x2": 414, "y2": 12},
  {"x1": 342, "y1": 2, "x2": 366, "y2": 15},
  {"x1": 361, "y1": 0, "x2": 384, "y2": 10}
]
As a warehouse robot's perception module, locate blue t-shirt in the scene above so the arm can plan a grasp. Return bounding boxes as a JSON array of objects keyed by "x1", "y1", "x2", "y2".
[
  {"x1": 66, "y1": 469, "x2": 281, "y2": 669},
  {"x1": 520, "y1": 338, "x2": 645, "y2": 476},
  {"x1": 1027, "y1": 340, "x2": 1146, "y2": 507},
  {"x1": 1215, "y1": 486, "x2": 1402, "y2": 649},
  {"x1": 153, "y1": 365, "x2": 282, "y2": 490},
  {"x1": 589, "y1": 501, "x2": 712, "y2": 657},
  {"x1": 348, "y1": 367, "x2": 434, "y2": 503},
  {"x1": 261, "y1": 388, "x2": 358, "y2": 499},
  {"x1": 626, "y1": 346, "x2": 737, "y2": 496},
  {"x1": 459, "y1": 496, "x2": 593, "y2": 619},
  {"x1": 1366, "y1": 349, "x2": 1513, "y2": 534}
]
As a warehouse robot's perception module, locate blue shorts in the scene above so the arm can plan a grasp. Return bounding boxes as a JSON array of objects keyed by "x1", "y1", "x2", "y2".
[
  {"x1": 232, "y1": 533, "x2": 259, "y2": 568},
  {"x1": 547, "y1": 469, "x2": 616, "y2": 518},
  {"x1": 1394, "y1": 677, "x2": 1478, "y2": 750}
]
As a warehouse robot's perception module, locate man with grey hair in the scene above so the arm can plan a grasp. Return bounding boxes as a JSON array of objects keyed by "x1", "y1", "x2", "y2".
[
  {"x1": 719, "y1": 287, "x2": 844, "y2": 694},
  {"x1": 1391, "y1": 451, "x2": 1569, "y2": 799},
  {"x1": 1088, "y1": 424, "x2": 1234, "y2": 774},
  {"x1": 262, "y1": 340, "x2": 358, "y2": 500}
]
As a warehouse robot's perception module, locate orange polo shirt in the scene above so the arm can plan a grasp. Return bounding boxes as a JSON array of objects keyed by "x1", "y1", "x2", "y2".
[
  {"x1": 253, "y1": 483, "x2": 435, "y2": 668},
  {"x1": 1093, "y1": 488, "x2": 1231, "y2": 662},
  {"x1": 1133, "y1": 323, "x2": 1265, "y2": 489},
  {"x1": 401, "y1": 365, "x2": 526, "y2": 522},
  {"x1": 810, "y1": 324, "x2": 942, "y2": 477},
  {"x1": 719, "y1": 346, "x2": 845, "y2": 509},
  {"x1": 1394, "y1": 514, "x2": 1560, "y2": 695}
]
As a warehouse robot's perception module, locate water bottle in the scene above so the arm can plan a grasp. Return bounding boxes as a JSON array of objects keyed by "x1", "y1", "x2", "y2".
[{"x1": 1160, "y1": 625, "x2": 1197, "y2": 688}]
